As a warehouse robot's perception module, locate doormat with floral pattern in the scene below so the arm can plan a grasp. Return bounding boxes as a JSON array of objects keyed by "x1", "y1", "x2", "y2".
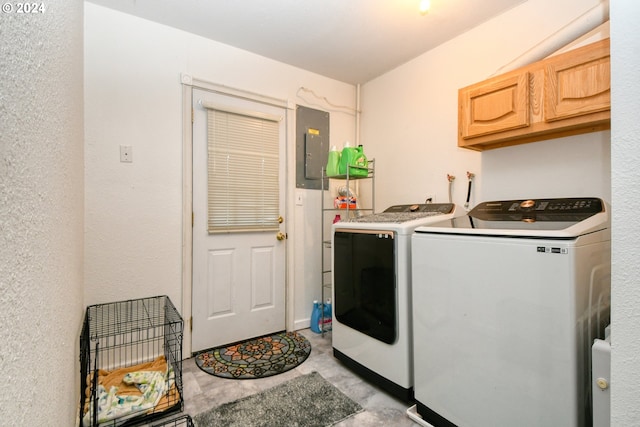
[{"x1": 194, "y1": 331, "x2": 312, "y2": 379}]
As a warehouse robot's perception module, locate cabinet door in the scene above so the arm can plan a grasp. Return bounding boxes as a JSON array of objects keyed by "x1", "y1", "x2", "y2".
[
  {"x1": 459, "y1": 71, "x2": 530, "y2": 140},
  {"x1": 544, "y1": 39, "x2": 610, "y2": 122}
]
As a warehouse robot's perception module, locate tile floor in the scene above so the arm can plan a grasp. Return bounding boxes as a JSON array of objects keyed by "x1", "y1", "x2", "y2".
[{"x1": 181, "y1": 329, "x2": 417, "y2": 426}]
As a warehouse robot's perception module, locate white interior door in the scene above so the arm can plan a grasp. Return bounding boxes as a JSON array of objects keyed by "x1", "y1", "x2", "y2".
[{"x1": 192, "y1": 88, "x2": 286, "y2": 352}]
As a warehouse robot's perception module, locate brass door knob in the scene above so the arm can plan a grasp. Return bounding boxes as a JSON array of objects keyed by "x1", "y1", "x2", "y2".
[{"x1": 276, "y1": 232, "x2": 286, "y2": 241}]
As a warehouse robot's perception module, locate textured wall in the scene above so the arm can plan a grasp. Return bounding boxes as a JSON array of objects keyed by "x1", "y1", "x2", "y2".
[
  {"x1": 610, "y1": 2, "x2": 640, "y2": 425},
  {"x1": 0, "y1": 1, "x2": 84, "y2": 425}
]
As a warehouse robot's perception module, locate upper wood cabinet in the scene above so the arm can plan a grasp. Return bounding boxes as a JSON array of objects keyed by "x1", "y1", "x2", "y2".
[
  {"x1": 458, "y1": 38, "x2": 610, "y2": 151},
  {"x1": 461, "y1": 71, "x2": 530, "y2": 139}
]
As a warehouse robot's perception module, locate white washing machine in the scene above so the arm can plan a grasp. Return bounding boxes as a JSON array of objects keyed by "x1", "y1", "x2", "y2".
[
  {"x1": 332, "y1": 203, "x2": 458, "y2": 401},
  {"x1": 411, "y1": 198, "x2": 611, "y2": 427}
]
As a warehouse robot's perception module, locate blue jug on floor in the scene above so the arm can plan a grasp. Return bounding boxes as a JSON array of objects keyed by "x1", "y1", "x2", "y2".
[
  {"x1": 322, "y1": 298, "x2": 332, "y2": 331},
  {"x1": 310, "y1": 300, "x2": 322, "y2": 334}
]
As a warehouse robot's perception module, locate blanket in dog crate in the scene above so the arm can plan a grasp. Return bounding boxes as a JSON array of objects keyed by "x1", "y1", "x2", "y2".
[{"x1": 82, "y1": 355, "x2": 179, "y2": 426}]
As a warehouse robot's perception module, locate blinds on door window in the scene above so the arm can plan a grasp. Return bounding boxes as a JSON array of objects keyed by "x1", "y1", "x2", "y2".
[{"x1": 203, "y1": 102, "x2": 281, "y2": 233}]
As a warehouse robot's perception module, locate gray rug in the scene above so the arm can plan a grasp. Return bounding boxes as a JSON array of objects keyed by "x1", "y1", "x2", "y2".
[{"x1": 193, "y1": 371, "x2": 363, "y2": 426}]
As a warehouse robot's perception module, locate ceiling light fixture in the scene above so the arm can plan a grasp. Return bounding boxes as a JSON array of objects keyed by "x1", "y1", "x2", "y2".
[{"x1": 419, "y1": 0, "x2": 431, "y2": 15}]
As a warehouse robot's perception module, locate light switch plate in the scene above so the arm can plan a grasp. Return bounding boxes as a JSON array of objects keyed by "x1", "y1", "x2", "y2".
[{"x1": 120, "y1": 145, "x2": 132, "y2": 163}]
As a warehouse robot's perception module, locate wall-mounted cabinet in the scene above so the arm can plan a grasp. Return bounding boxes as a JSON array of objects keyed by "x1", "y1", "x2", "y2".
[{"x1": 458, "y1": 38, "x2": 610, "y2": 151}]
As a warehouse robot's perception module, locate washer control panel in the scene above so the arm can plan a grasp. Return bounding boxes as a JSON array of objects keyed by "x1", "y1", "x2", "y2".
[{"x1": 471, "y1": 198, "x2": 604, "y2": 222}]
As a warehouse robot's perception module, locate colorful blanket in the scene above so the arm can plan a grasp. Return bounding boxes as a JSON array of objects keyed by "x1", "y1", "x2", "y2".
[{"x1": 82, "y1": 356, "x2": 179, "y2": 426}]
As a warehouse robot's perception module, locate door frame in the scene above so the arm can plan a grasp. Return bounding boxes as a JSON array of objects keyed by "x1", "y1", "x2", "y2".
[{"x1": 181, "y1": 74, "x2": 296, "y2": 356}]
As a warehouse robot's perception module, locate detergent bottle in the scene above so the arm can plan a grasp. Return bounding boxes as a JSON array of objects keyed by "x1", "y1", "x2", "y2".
[
  {"x1": 338, "y1": 141, "x2": 356, "y2": 176},
  {"x1": 310, "y1": 300, "x2": 322, "y2": 333},
  {"x1": 322, "y1": 298, "x2": 332, "y2": 331},
  {"x1": 351, "y1": 145, "x2": 368, "y2": 177},
  {"x1": 326, "y1": 145, "x2": 340, "y2": 177}
]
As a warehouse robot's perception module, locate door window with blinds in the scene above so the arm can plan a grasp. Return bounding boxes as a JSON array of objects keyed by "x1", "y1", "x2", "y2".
[{"x1": 203, "y1": 103, "x2": 281, "y2": 233}]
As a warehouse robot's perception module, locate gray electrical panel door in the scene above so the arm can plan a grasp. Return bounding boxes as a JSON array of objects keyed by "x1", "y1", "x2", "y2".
[{"x1": 296, "y1": 105, "x2": 329, "y2": 190}]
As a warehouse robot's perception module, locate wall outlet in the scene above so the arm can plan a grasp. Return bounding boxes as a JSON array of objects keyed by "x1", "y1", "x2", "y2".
[{"x1": 120, "y1": 145, "x2": 133, "y2": 163}]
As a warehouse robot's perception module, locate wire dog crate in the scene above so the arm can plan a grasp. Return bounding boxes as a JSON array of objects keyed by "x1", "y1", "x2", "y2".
[
  {"x1": 79, "y1": 296, "x2": 184, "y2": 426},
  {"x1": 151, "y1": 414, "x2": 194, "y2": 427}
]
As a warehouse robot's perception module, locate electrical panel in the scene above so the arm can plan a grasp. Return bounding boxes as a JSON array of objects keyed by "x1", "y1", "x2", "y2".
[{"x1": 296, "y1": 105, "x2": 329, "y2": 190}]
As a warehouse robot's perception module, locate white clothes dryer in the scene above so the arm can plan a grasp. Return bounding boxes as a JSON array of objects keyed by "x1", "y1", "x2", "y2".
[
  {"x1": 332, "y1": 203, "x2": 459, "y2": 401},
  {"x1": 411, "y1": 198, "x2": 611, "y2": 427}
]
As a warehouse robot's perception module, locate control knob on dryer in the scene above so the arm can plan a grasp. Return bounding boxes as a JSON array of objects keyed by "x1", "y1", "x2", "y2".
[{"x1": 520, "y1": 199, "x2": 536, "y2": 210}]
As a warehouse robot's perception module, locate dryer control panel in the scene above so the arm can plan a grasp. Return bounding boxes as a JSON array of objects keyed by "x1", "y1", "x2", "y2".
[
  {"x1": 470, "y1": 197, "x2": 604, "y2": 222},
  {"x1": 383, "y1": 203, "x2": 455, "y2": 214}
]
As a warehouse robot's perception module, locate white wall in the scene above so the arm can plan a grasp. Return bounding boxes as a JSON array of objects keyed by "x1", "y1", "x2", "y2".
[
  {"x1": 611, "y1": 2, "x2": 640, "y2": 425},
  {"x1": 0, "y1": 0, "x2": 85, "y2": 424},
  {"x1": 361, "y1": 0, "x2": 610, "y2": 210},
  {"x1": 84, "y1": 3, "x2": 356, "y2": 334},
  {"x1": 362, "y1": 0, "x2": 640, "y2": 424}
]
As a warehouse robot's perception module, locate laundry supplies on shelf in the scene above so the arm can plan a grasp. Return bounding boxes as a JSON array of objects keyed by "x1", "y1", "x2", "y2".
[
  {"x1": 326, "y1": 145, "x2": 340, "y2": 177},
  {"x1": 338, "y1": 142, "x2": 368, "y2": 177},
  {"x1": 326, "y1": 141, "x2": 369, "y2": 178},
  {"x1": 334, "y1": 196, "x2": 357, "y2": 209}
]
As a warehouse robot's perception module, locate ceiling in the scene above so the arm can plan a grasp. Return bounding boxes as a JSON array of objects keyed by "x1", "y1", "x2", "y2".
[{"x1": 86, "y1": 0, "x2": 528, "y2": 84}]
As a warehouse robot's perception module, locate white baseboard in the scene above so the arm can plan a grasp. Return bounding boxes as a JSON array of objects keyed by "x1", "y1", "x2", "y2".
[{"x1": 293, "y1": 318, "x2": 311, "y2": 331}]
